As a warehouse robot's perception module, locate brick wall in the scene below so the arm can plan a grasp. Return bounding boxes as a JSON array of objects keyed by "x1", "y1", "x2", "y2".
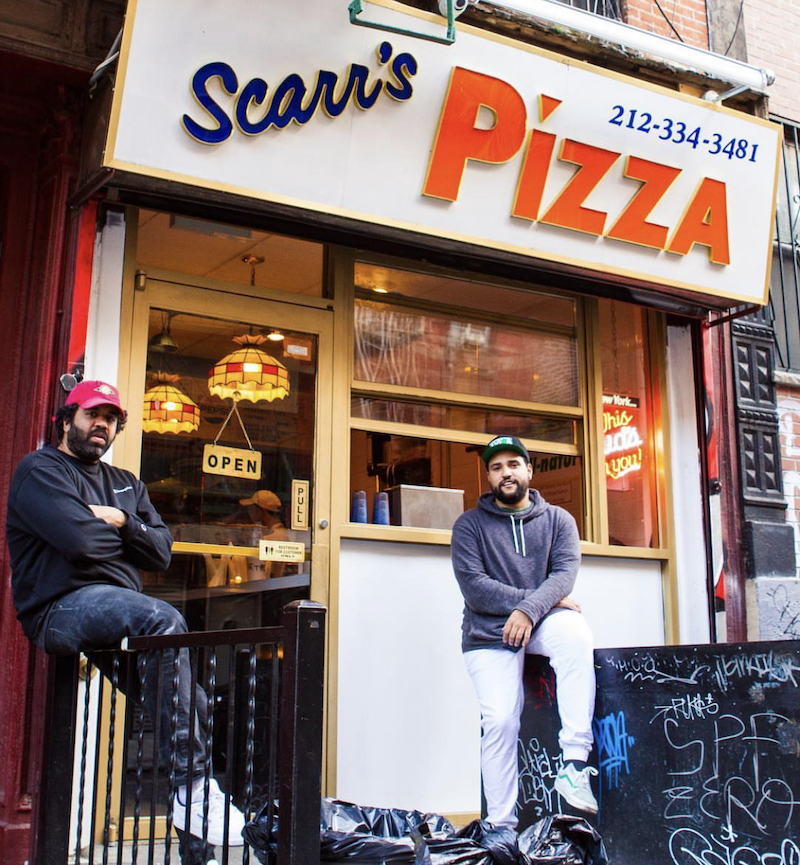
[
  {"x1": 743, "y1": 0, "x2": 800, "y2": 120},
  {"x1": 624, "y1": 0, "x2": 709, "y2": 49}
]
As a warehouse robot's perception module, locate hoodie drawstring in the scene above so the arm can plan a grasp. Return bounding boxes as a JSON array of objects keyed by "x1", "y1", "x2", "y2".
[{"x1": 509, "y1": 515, "x2": 527, "y2": 557}]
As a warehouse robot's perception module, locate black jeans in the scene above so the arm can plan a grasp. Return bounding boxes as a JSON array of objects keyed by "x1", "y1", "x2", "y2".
[{"x1": 37, "y1": 584, "x2": 207, "y2": 784}]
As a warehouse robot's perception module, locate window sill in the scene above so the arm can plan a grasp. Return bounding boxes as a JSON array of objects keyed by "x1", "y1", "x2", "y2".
[
  {"x1": 339, "y1": 525, "x2": 670, "y2": 558},
  {"x1": 339, "y1": 522, "x2": 453, "y2": 545},
  {"x1": 580, "y1": 542, "x2": 669, "y2": 560}
]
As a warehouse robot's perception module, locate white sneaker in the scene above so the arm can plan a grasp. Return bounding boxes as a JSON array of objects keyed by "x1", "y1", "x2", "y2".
[
  {"x1": 554, "y1": 764, "x2": 599, "y2": 814},
  {"x1": 173, "y1": 777, "x2": 246, "y2": 846}
]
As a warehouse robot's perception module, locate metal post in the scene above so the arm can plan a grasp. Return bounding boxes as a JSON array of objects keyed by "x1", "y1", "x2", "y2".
[
  {"x1": 34, "y1": 654, "x2": 79, "y2": 865},
  {"x1": 278, "y1": 600, "x2": 326, "y2": 865}
]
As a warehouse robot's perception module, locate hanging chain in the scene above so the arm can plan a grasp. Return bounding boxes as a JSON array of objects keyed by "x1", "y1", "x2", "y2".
[{"x1": 211, "y1": 399, "x2": 256, "y2": 451}]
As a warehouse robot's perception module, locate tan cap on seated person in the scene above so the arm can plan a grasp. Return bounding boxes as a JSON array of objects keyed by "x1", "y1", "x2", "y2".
[{"x1": 239, "y1": 490, "x2": 282, "y2": 512}]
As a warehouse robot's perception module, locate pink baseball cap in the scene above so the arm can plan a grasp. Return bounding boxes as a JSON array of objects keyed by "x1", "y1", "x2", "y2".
[{"x1": 68, "y1": 380, "x2": 125, "y2": 413}]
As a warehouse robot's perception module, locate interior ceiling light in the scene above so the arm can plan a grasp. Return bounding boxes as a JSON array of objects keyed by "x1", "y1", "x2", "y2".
[
  {"x1": 208, "y1": 333, "x2": 290, "y2": 403},
  {"x1": 266, "y1": 330, "x2": 285, "y2": 342},
  {"x1": 142, "y1": 374, "x2": 200, "y2": 434},
  {"x1": 242, "y1": 254, "x2": 265, "y2": 287},
  {"x1": 148, "y1": 313, "x2": 179, "y2": 352}
]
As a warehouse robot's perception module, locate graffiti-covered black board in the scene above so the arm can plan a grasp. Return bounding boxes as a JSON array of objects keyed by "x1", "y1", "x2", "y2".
[{"x1": 516, "y1": 642, "x2": 800, "y2": 865}]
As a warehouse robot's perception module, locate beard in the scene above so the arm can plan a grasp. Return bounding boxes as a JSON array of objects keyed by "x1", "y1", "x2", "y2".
[
  {"x1": 66, "y1": 424, "x2": 112, "y2": 462},
  {"x1": 491, "y1": 477, "x2": 530, "y2": 507}
]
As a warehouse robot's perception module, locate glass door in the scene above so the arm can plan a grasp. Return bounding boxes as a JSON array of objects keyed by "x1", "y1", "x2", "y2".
[{"x1": 121, "y1": 278, "x2": 333, "y2": 630}]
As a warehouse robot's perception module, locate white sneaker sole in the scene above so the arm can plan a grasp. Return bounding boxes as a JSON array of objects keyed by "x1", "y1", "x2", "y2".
[
  {"x1": 554, "y1": 777, "x2": 598, "y2": 815},
  {"x1": 172, "y1": 812, "x2": 246, "y2": 847}
]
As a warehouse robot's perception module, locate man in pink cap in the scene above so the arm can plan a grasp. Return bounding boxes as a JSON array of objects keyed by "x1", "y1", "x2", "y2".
[{"x1": 6, "y1": 380, "x2": 245, "y2": 847}]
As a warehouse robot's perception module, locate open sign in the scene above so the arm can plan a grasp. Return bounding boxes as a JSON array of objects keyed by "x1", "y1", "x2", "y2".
[{"x1": 202, "y1": 444, "x2": 262, "y2": 479}]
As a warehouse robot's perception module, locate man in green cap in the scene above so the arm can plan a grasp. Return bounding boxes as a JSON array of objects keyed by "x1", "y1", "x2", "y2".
[{"x1": 451, "y1": 434, "x2": 597, "y2": 827}]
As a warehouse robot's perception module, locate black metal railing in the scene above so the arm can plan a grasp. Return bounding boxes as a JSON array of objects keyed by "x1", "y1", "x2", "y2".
[
  {"x1": 769, "y1": 120, "x2": 800, "y2": 373},
  {"x1": 34, "y1": 600, "x2": 326, "y2": 865}
]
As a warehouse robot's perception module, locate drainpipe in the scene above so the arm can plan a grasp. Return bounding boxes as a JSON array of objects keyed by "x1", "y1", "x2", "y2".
[{"x1": 474, "y1": 0, "x2": 774, "y2": 93}]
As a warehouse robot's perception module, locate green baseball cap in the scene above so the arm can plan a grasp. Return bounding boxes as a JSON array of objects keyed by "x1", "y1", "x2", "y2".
[{"x1": 482, "y1": 435, "x2": 530, "y2": 466}]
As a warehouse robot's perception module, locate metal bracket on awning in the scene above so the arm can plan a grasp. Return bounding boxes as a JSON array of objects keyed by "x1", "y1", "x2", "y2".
[
  {"x1": 348, "y1": 0, "x2": 457, "y2": 45},
  {"x1": 703, "y1": 304, "x2": 762, "y2": 328},
  {"x1": 701, "y1": 83, "x2": 755, "y2": 105}
]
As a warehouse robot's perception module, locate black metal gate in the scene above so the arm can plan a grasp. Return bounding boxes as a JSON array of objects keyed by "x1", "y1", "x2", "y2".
[{"x1": 33, "y1": 600, "x2": 325, "y2": 865}]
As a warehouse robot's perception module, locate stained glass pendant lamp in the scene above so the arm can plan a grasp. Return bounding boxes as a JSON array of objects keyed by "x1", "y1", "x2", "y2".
[
  {"x1": 142, "y1": 374, "x2": 200, "y2": 434},
  {"x1": 208, "y1": 333, "x2": 290, "y2": 403}
]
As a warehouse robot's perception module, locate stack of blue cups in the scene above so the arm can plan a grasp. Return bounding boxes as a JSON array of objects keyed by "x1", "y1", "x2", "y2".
[
  {"x1": 373, "y1": 491, "x2": 390, "y2": 525},
  {"x1": 351, "y1": 490, "x2": 367, "y2": 523}
]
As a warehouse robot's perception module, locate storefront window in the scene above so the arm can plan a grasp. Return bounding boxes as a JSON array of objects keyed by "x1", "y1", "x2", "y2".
[
  {"x1": 137, "y1": 209, "x2": 325, "y2": 296},
  {"x1": 354, "y1": 300, "x2": 578, "y2": 405},
  {"x1": 598, "y1": 300, "x2": 659, "y2": 548},
  {"x1": 350, "y1": 263, "x2": 584, "y2": 533}
]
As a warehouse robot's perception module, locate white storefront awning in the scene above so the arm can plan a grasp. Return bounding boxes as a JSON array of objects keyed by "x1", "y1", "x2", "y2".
[{"x1": 105, "y1": 0, "x2": 781, "y2": 307}]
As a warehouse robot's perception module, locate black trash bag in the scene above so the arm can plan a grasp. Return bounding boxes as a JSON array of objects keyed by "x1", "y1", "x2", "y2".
[
  {"x1": 323, "y1": 798, "x2": 455, "y2": 838},
  {"x1": 413, "y1": 819, "x2": 520, "y2": 865},
  {"x1": 175, "y1": 826, "x2": 216, "y2": 865},
  {"x1": 242, "y1": 798, "x2": 523, "y2": 865},
  {"x1": 518, "y1": 816, "x2": 608, "y2": 865},
  {"x1": 320, "y1": 798, "x2": 455, "y2": 862},
  {"x1": 242, "y1": 801, "x2": 279, "y2": 865},
  {"x1": 242, "y1": 798, "x2": 457, "y2": 865}
]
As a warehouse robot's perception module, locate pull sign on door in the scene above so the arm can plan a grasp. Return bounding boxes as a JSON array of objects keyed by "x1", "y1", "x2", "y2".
[
  {"x1": 291, "y1": 479, "x2": 310, "y2": 530},
  {"x1": 203, "y1": 444, "x2": 262, "y2": 479}
]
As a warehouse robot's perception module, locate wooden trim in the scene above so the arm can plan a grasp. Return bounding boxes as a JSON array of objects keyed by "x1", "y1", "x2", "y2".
[
  {"x1": 349, "y1": 418, "x2": 580, "y2": 456},
  {"x1": 580, "y1": 542, "x2": 670, "y2": 560},
  {"x1": 115, "y1": 816, "x2": 168, "y2": 843},
  {"x1": 581, "y1": 297, "x2": 606, "y2": 545},
  {"x1": 351, "y1": 380, "x2": 584, "y2": 419},
  {"x1": 339, "y1": 526, "x2": 672, "y2": 560},
  {"x1": 341, "y1": 523, "x2": 454, "y2": 545},
  {"x1": 441, "y1": 811, "x2": 482, "y2": 829},
  {"x1": 649, "y1": 311, "x2": 680, "y2": 643},
  {"x1": 323, "y1": 246, "x2": 358, "y2": 799},
  {"x1": 172, "y1": 542, "x2": 260, "y2": 556},
  {"x1": 141, "y1": 266, "x2": 334, "y2": 310}
]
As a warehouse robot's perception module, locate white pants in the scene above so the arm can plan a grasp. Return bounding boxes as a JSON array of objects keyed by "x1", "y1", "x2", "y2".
[{"x1": 464, "y1": 610, "x2": 596, "y2": 828}]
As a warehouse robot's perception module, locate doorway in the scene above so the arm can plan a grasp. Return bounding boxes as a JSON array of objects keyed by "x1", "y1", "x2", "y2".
[{"x1": 120, "y1": 277, "x2": 333, "y2": 629}]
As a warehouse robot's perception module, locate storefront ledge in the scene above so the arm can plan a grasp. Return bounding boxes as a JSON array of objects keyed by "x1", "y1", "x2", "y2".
[
  {"x1": 172, "y1": 541, "x2": 259, "y2": 556},
  {"x1": 339, "y1": 526, "x2": 670, "y2": 558},
  {"x1": 340, "y1": 522, "x2": 453, "y2": 545},
  {"x1": 580, "y1": 542, "x2": 669, "y2": 560},
  {"x1": 774, "y1": 369, "x2": 800, "y2": 389}
]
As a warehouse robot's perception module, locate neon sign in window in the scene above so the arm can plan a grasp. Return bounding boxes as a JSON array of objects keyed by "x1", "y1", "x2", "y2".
[{"x1": 603, "y1": 394, "x2": 643, "y2": 481}]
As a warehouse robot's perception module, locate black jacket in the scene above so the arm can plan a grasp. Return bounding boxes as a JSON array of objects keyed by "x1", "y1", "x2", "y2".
[{"x1": 6, "y1": 446, "x2": 173, "y2": 639}]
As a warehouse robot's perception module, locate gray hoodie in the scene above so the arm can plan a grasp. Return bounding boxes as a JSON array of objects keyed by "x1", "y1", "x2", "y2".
[{"x1": 451, "y1": 489, "x2": 581, "y2": 652}]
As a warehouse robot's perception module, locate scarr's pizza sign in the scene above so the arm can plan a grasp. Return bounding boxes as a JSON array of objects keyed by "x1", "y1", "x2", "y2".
[{"x1": 106, "y1": 0, "x2": 781, "y2": 306}]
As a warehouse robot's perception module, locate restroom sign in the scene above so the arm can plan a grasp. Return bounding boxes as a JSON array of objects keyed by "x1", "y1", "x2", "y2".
[
  {"x1": 259, "y1": 539, "x2": 306, "y2": 563},
  {"x1": 202, "y1": 444, "x2": 262, "y2": 479}
]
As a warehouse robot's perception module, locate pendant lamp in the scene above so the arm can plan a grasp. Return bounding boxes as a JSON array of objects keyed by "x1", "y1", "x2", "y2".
[
  {"x1": 208, "y1": 333, "x2": 290, "y2": 403},
  {"x1": 142, "y1": 374, "x2": 200, "y2": 434}
]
